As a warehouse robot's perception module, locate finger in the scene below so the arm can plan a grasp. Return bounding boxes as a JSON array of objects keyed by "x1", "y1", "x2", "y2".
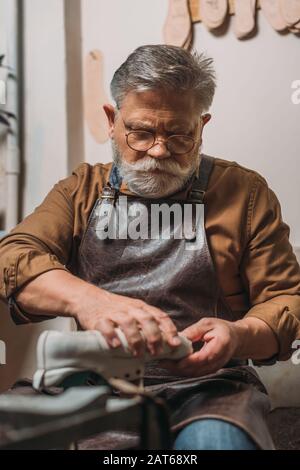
[
  {"x1": 162, "y1": 339, "x2": 223, "y2": 370},
  {"x1": 180, "y1": 318, "x2": 214, "y2": 343},
  {"x1": 130, "y1": 309, "x2": 164, "y2": 356},
  {"x1": 93, "y1": 318, "x2": 122, "y2": 348},
  {"x1": 117, "y1": 315, "x2": 147, "y2": 357},
  {"x1": 144, "y1": 305, "x2": 181, "y2": 347},
  {"x1": 192, "y1": 338, "x2": 224, "y2": 364}
]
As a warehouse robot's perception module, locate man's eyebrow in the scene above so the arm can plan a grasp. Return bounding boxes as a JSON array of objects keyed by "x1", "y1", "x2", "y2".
[
  {"x1": 125, "y1": 120, "x2": 192, "y2": 133},
  {"x1": 125, "y1": 120, "x2": 155, "y2": 130},
  {"x1": 168, "y1": 125, "x2": 192, "y2": 133}
]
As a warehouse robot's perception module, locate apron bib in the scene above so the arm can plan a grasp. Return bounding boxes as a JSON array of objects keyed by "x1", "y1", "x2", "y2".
[{"x1": 76, "y1": 154, "x2": 275, "y2": 449}]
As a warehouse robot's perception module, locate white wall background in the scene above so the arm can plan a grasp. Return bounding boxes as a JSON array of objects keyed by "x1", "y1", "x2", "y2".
[
  {"x1": 22, "y1": 0, "x2": 69, "y2": 216},
  {"x1": 0, "y1": 0, "x2": 299, "y2": 400},
  {"x1": 0, "y1": 0, "x2": 72, "y2": 392},
  {"x1": 0, "y1": 0, "x2": 8, "y2": 228}
]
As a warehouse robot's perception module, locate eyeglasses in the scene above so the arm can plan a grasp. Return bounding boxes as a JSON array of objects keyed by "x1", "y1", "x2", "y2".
[
  {"x1": 118, "y1": 112, "x2": 199, "y2": 155},
  {"x1": 125, "y1": 130, "x2": 196, "y2": 155}
]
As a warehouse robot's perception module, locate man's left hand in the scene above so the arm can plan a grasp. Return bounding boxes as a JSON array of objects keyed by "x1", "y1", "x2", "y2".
[{"x1": 157, "y1": 317, "x2": 242, "y2": 377}]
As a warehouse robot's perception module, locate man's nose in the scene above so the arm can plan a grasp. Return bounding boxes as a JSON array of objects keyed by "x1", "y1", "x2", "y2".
[{"x1": 146, "y1": 139, "x2": 171, "y2": 159}]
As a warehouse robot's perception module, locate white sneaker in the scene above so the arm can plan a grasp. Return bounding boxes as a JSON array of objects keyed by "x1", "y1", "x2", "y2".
[{"x1": 33, "y1": 329, "x2": 193, "y2": 391}]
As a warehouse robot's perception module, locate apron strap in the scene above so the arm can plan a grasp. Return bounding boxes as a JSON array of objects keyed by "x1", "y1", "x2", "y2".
[
  {"x1": 189, "y1": 154, "x2": 215, "y2": 203},
  {"x1": 109, "y1": 163, "x2": 122, "y2": 190},
  {"x1": 99, "y1": 164, "x2": 120, "y2": 201}
]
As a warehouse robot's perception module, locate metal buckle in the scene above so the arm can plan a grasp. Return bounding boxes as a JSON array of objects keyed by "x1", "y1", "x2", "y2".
[
  {"x1": 100, "y1": 185, "x2": 117, "y2": 201},
  {"x1": 189, "y1": 189, "x2": 205, "y2": 203}
]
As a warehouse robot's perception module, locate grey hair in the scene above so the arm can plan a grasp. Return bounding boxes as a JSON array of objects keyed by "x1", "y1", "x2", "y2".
[{"x1": 110, "y1": 44, "x2": 216, "y2": 113}]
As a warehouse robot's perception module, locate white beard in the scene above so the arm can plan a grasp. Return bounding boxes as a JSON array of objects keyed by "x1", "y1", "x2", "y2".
[{"x1": 111, "y1": 141, "x2": 200, "y2": 198}]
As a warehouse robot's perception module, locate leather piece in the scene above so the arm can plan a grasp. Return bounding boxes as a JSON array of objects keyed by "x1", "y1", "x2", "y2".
[
  {"x1": 144, "y1": 365, "x2": 275, "y2": 450},
  {"x1": 279, "y1": 0, "x2": 300, "y2": 26},
  {"x1": 163, "y1": 0, "x2": 192, "y2": 47},
  {"x1": 84, "y1": 50, "x2": 109, "y2": 144},
  {"x1": 234, "y1": 0, "x2": 257, "y2": 39},
  {"x1": 260, "y1": 0, "x2": 288, "y2": 32},
  {"x1": 77, "y1": 366, "x2": 275, "y2": 451},
  {"x1": 200, "y1": 0, "x2": 228, "y2": 30}
]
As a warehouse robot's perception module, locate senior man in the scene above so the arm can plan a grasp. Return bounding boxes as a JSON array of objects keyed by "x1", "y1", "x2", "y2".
[{"x1": 0, "y1": 45, "x2": 300, "y2": 450}]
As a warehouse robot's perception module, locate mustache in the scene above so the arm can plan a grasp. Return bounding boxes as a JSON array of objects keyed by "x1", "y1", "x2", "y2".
[{"x1": 120, "y1": 155, "x2": 191, "y2": 177}]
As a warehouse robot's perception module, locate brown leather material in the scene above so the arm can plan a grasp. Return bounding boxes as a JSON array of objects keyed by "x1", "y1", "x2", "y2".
[
  {"x1": 145, "y1": 366, "x2": 273, "y2": 445},
  {"x1": 98, "y1": 366, "x2": 274, "y2": 450},
  {"x1": 76, "y1": 155, "x2": 275, "y2": 449}
]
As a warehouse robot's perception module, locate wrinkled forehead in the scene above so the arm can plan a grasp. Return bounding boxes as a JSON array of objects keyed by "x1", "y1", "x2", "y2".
[{"x1": 119, "y1": 89, "x2": 200, "y2": 129}]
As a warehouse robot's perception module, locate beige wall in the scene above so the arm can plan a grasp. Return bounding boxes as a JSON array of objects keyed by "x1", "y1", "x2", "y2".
[
  {"x1": 252, "y1": 246, "x2": 300, "y2": 408},
  {"x1": 0, "y1": 0, "x2": 8, "y2": 228},
  {"x1": 0, "y1": 0, "x2": 72, "y2": 391},
  {"x1": 0, "y1": 303, "x2": 72, "y2": 392},
  {"x1": 22, "y1": 0, "x2": 68, "y2": 216}
]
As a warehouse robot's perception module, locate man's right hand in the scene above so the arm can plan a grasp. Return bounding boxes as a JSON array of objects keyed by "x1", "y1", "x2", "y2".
[
  {"x1": 15, "y1": 270, "x2": 181, "y2": 358},
  {"x1": 73, "y1": 287, "x2": 181, "y2": 358}
]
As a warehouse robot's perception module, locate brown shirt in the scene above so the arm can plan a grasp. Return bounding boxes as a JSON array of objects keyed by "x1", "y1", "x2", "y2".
[{"x1": 0, "y1": 156, "x2": 300, "y2": 361}]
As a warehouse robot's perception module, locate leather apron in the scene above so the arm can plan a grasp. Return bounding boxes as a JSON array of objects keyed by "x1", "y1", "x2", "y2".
[{"x1": 76, "y1": 154, "x2": 275, "y2": 450}]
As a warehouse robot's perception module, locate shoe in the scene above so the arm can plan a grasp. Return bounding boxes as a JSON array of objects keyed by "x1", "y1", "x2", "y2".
[{"x1": 33, "y1": 328, "x2": 193, "y2": 390}]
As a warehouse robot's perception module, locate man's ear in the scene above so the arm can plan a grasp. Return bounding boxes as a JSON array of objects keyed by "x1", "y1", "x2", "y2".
[
  {"x1": 201, "y1": 113, "x2": 211, "y2": 127},
  {"x1": 103, "y1": 104, "x2": 116, "y2": 138}
]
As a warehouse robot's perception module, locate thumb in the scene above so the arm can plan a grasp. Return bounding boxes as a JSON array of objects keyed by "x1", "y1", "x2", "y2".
[{"x1": 180, "y1": 319, "x2": 212, "y2": 343}]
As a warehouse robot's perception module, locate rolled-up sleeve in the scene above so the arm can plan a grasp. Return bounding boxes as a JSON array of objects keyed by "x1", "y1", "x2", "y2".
[
  {"x1": 241, "y1": 175, "x2": 300, "y2": 361},
  {"x1": 0, "y1": 173, "x2": 77, "y2": 324}
]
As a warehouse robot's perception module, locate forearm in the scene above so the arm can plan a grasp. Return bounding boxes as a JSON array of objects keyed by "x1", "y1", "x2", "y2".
[
  {"x1": 15, "y1": 269, "x2": 106, "y2": 320},
  {"x1": 233, "y1": 316, "x2": 279, "y2": 361},
  {"x1": 14, "y1": 269, "x2": 181, "y2": 354}
]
